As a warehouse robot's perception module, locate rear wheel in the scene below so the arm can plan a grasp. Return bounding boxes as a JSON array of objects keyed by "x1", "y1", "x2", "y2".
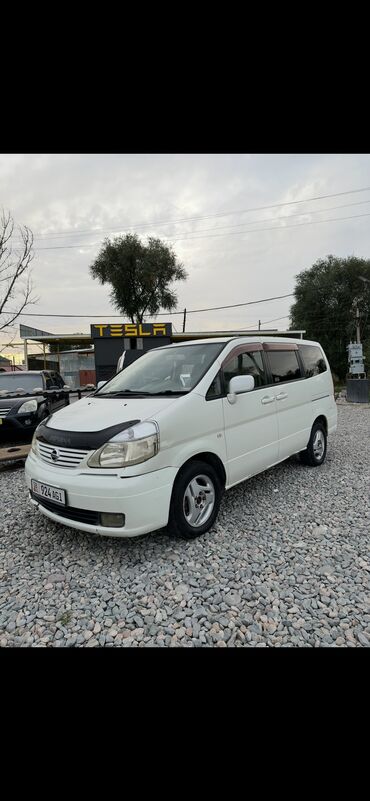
[
  {"x1": 167, "y1": 460, "x2": 223, "y2": 539},
  {"x1": 299, "y1": 421, "x2": 327, "y2": 466}
]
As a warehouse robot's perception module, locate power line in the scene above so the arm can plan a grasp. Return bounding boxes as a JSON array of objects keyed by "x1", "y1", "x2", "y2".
[
  {"x1": 32, "y1": 210, "x2": 370, "y2": 251},
  {"x1": 148, "y1": 199, "x2": 370, "y2": 237},
  {"x1": 172, "y1": 211, "x2": 370, "y2": 243},
  {"x1": 5, "y1": 292, "x2": 295, "y2": 320},
  {"x1": 5, "y1": 307, "x2": 361, "y2": 326},
  {"x1": 17, "y1": 185, "x2": 370, "y2": 241},
  {"x1": 20, "y1": 197, "x2": 370, "y2": 243}
]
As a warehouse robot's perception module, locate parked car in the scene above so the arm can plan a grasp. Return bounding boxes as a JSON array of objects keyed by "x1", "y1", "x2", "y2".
[
  {"x1": 0, "y1": 370, "x2": 68, "y2": 438},
  {"x1": 25, "y1": 337, "x2": 337, "y2": 539}
]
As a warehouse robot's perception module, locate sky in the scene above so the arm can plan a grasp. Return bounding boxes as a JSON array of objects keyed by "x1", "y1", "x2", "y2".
[{"x1": 1, "y1": 152, "x2": 370, "y2": 358}]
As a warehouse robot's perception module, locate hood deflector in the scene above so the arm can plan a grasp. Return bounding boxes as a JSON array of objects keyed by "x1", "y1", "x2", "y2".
[{"x1": 36, "y1": 419, "x2": 141, "y2": 450}]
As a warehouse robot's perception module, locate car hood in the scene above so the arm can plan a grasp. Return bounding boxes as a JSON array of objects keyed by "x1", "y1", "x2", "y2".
[{"x1": 45, "y1": 395, "x2": 178, "y2": 432}]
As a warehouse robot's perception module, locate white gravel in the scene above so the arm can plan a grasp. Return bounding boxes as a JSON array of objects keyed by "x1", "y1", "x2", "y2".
[{"x1": 0, "y1": 403, "x2": 369, "y2": 647}]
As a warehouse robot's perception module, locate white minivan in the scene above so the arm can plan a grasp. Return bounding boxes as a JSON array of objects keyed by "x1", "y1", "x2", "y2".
[{"x1": 25, "y1": 337, "x2": 337, "y2": 539}]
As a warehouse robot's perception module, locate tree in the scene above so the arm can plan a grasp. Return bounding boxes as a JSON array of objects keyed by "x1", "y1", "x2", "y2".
[
  {"x1": 90, "y1": 233, "x2": 187, "y2": 323},
  {"x1": 0, "y1": 210, "x2": 36, "y2": 353},
  {"x1": 290, "y1": 255, "x2": 370, "y2": 379}
]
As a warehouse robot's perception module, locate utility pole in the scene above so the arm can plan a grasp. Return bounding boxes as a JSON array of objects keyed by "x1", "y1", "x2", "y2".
[
  {"x1": 355, "y1": 306, "x2": 361, "y2": 344},
  {"x1": 258, "y1": 319, "x2": 261, "y2": 331},
  {"x1": 182, "y1": 308, "x2": 187, "y2": 333}
]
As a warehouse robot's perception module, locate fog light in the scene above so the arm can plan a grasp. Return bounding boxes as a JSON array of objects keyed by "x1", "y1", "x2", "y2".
[{"x1": 100, "y1": 512, "x2": 125, "y2": 528}]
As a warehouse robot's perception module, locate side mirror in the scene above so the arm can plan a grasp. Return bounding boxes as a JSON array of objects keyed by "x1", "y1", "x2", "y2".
[
  {"x1": 97, "y1": 381, "x2": 106, "y2": 390},
  {"x1": 117, "y1": 352, "x2": 126, "y2": 372},
  {"x1": 227, "y1": 374, "x2": 254, "y2": 404},
  {"x1": 63, "y1": 385, "x2": 71, "y2": 391}
]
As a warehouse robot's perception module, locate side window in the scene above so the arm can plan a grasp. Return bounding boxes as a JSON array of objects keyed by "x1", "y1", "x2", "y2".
[
  {"x1": 44, "y1": 373, "x2": 53, "y2": 389},
  {"x1": 55, "y1": 373, "x2": 65, "y2": 388},
  {"x1": 299, "y1": 345, "x2": 327, "y2": 377},
  {"x1": 206, "y1": 371, "x2": 223, "y2": 400},
  {"x1": 267, "y1": 350, "x2": 302, "y2": 383},
  {"x1": 223, "y1": 350, "x2": 266, "y2": 389},
  {"x1": 49, "y1": 372, "x2": 59, "y2": 387}
]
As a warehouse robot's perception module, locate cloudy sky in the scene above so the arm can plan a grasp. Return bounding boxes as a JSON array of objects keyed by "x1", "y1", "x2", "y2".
[{"x1": 1, "y1": 153, "x2": 370, "y2": 357}]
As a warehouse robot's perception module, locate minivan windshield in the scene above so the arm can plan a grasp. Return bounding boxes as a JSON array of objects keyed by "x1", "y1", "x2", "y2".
[
  {"x1": 0, "y1": 373, "x2": 43, "y2": 392},
  {"x1": 96, "y1": 343, "x2": 225, "y2": 396}
]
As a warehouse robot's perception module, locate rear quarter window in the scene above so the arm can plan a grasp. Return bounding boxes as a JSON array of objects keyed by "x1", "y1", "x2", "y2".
[
  {"x1": 267, "y1": 350, "x2": 302, "y2": 383},
  {"x1": 299, "y1": 344, "x2": 327, "y2": 377}
]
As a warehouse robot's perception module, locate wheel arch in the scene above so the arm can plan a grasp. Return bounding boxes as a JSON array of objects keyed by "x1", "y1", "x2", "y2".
[
  {"x1": 312, "y1": 414, "x2": 328, "y2": 435},
  {"x1": 176, "y1": 451, "x2": 226, "y2": 489}
]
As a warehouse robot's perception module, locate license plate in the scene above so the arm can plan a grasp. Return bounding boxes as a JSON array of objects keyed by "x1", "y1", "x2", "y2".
[{"x1": 31, "y1": 480, "x2": 66, "y2": 506}]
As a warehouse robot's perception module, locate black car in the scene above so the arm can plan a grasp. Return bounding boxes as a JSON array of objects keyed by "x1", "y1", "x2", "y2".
[{"x1": 0, "y1": 370, "x2": 69, "y2": 438}]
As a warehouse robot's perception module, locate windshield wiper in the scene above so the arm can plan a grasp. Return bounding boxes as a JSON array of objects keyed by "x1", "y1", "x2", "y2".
[
  {"x1": 146, "y1": 390, "x2": 188, "y2": 395},
  {"x1": 97, "y1": 390, "x2": 154, "y2": 397},
  {"x1": 98, "y1": 389, "x2": 188, "y2": 397}
]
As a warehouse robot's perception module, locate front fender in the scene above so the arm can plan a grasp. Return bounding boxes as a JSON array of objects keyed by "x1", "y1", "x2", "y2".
[{"x1": 168, "y1": 436, "x2": 229, "y2": 485}]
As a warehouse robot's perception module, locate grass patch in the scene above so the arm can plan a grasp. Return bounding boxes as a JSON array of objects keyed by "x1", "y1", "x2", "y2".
[{"x1": 58, "y1": 611, "x2": 72, "y2": 626}]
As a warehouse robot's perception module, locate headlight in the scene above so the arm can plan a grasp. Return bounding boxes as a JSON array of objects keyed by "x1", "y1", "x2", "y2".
[
  {"x1": 88, "y1": 421, "x2": 159, "y2": 468},
  {"x1": 31, "y1": 429, "x2": 39, "y2": 454},
  {"x1": 17, "y1": 399, "x2": 38, "y2": 414}
]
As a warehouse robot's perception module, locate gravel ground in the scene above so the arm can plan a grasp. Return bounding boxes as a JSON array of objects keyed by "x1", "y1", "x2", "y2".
[{"x1": 0, "y1": 403, "x2": 369, "y2": 648}]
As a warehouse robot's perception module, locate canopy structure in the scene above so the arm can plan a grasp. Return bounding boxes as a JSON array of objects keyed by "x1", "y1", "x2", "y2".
[
  {"x1": 19, "y1": 325, "x2": 92, "y2": 369},
  {"x1": 19, "y1": 324, "x2": 305, "y2": 369}
]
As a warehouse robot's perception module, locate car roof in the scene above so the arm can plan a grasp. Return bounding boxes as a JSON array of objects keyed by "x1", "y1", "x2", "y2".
[
  {"x1": 0, "y1": 370, "x2": 45, "y2": 375},
  {"x1": 158, "y1": 336, "x2": 321, "y2": 349}
]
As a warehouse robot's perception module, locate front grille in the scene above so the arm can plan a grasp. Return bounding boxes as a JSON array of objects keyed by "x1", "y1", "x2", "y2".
[
  {"x1": 0, "y1": 408, "x2": 11, "y2": 418},
  {"x1": 31, "y1": 492, "x2": 100, "y2": 525},
  {"x1": 37, "y1": 441, "x2": 90, "y2": 468}
]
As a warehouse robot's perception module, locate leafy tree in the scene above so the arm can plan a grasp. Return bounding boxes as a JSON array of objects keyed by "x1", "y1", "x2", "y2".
[
  {"x1": 89, "y1": 233, "x2": 187, "y2": 323},
  {"x1": 290, "y1": 255, "x2": 370, "y2": 380}
]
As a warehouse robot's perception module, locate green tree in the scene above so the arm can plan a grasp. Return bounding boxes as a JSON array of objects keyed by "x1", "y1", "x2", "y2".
[
  {"x1": 89, "y1": 233, "x2": 187, "y2": 323},
  {"x1": 290, "y1": 255, "x2": 370, "y2": 380}
]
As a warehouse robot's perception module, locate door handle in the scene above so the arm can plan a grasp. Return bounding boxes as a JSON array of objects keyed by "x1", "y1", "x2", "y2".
[
  {"x1": 276, "y1": 392, "x2": 288, "y2": 401},
  {"x1": 261, "y1": 395, "x2": 275, "y2": 405}
]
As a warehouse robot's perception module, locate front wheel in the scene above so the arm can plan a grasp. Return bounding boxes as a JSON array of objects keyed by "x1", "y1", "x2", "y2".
[
  {"x1": 167, "y1": 460, "x2": 223, "y2": 539},
  {"x1": 299, "y1": 421, "x2": 327, "y2": 466}
]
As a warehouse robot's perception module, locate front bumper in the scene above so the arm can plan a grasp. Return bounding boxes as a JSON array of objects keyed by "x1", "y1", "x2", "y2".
[
  {"x1": 0, "y1": 413, "x2": 39, "y2": 435},
  {"x1": 25, "y1": 450, "x2": 176, "y2": 537}
]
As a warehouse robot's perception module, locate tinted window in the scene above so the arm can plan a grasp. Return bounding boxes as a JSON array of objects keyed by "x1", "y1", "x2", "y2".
[
  {"x1": 299, "y1": 344, "x2": 327, "y2": 377},
  {"x1": 267, "y1": 351, "x2": 301, "y2": 383},
  {"x1": 51, "y1": 372, "x2": 64, "y2": 388},
  {"x1": 206, "y1": 371, "x2": 223, "y2": 399},
  {"x1": 224, "y1": 350, "x2": 266, "y2": 388}
]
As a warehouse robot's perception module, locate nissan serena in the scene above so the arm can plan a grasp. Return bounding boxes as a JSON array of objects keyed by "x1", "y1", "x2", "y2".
[{"x1": 25, "y1": 337, "x2": 337, "y2": 539}]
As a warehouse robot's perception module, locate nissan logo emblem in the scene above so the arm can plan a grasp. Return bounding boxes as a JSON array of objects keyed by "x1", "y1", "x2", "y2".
[{"x1": 51, "y1": 449, "x2": 59, "y2": 462}]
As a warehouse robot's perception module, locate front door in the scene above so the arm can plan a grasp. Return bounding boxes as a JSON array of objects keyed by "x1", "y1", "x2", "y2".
[
  {"x1": 45, "y1": 372, "x2": 66, "y2": 412},
  {"x1": 222, "y1": 346, "x2": 279, "y2": 486}
]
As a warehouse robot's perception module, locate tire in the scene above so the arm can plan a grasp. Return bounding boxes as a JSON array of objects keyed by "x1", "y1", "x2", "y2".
[
  {"x1": 299, "y1": 421, "x2": 327, "y2": 467},
  {"x1": 167, "y1": 460, "x2": 223, "y2": 539}
]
